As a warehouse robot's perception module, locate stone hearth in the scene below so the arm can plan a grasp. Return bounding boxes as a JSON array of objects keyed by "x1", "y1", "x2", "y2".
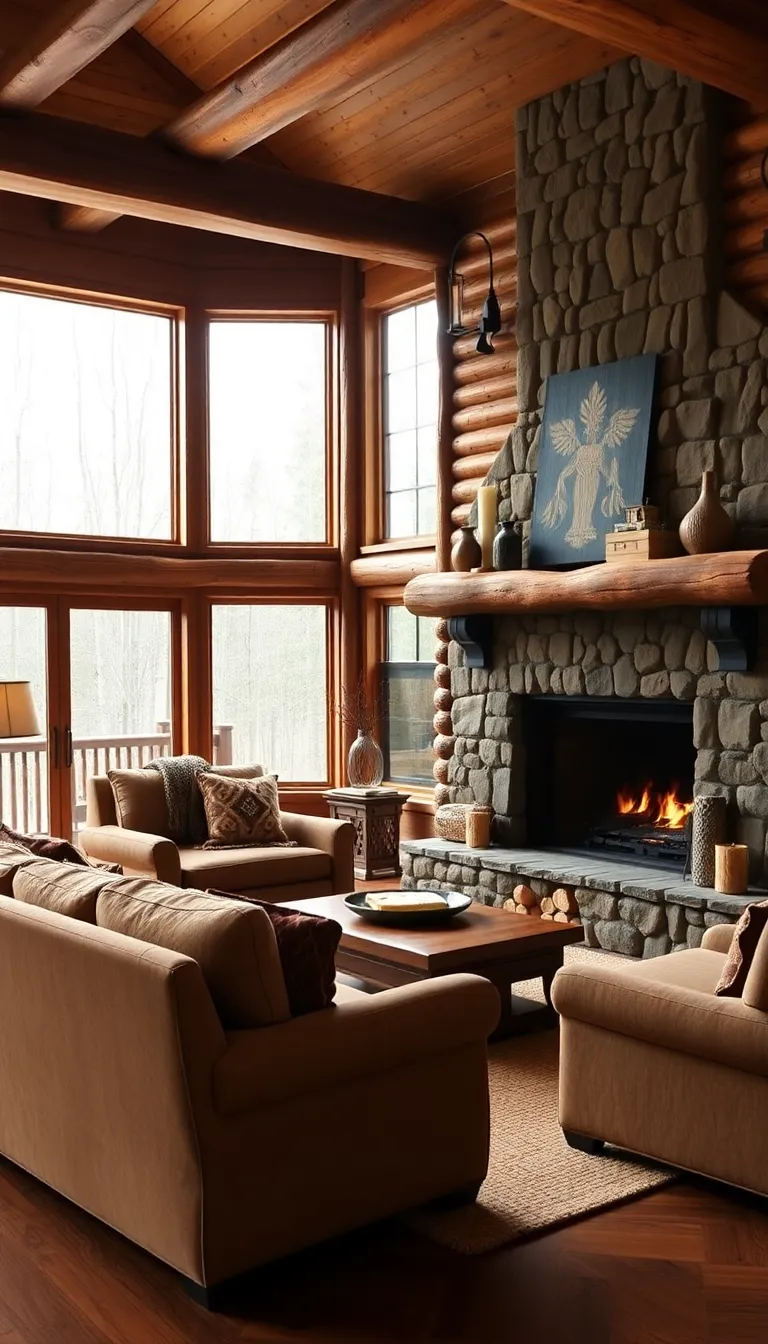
[{"x1": 400, "y1": 840, "x2": 750, "y2": 958}]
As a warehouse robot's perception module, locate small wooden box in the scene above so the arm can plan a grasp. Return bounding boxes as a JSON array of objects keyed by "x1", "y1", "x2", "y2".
[{"x1": 605, "y1": 528, "x2": 682, "y2": 563}]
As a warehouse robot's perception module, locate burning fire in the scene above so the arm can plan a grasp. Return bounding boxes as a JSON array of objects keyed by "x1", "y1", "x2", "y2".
[{"x1": 616, "y1": 784, "x2": 694, "y2": 830}]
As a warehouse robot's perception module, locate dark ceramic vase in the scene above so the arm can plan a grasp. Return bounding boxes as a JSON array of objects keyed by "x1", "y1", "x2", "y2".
[
  {"x1": 679, "y1": 470, "x2": 734, "y2": 555},
  {"x1": 451, "y1": 525, "x2": 482, "y2": 572},
  {"x1": 493, "y1": 520, "x2": 523, "y2": 571}
]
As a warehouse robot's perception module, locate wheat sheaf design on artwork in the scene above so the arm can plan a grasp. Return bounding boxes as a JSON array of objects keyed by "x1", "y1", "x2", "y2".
[{"x1": 541, "y1": 381, "x2": 640, "y2": 549}]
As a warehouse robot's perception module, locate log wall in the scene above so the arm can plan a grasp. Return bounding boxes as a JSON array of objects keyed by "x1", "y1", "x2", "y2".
[
  {"x1": 723, "y1": 107, "x2": 768, "y2": 315},
  {"x1": 450, "y1": 214, "x2": 517, "y2": 538}
]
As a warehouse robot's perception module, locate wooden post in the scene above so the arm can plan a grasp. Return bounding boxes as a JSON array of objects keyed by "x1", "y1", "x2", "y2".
[
  {"x1": 338, "y1": 258, "x2": 363, "y2": 784},
  {"x1": 434, "y1": 266, "x2": 455, "y2": 575}
]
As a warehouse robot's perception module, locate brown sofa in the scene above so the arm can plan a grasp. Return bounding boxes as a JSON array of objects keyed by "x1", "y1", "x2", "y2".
[
  {"x1": 552, "y1": 923, "x2": 768, "y2": 1196},
  {"x1": 0, "y1": 853, "x2": 499, "y2": 1304},
  {"x1": 80, "y1": 769, "x2": 354, "y2": 901}
]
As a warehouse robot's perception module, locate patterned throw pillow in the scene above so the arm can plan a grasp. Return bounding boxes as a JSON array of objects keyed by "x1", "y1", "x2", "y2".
[
  {"x1": 196, "y1": 771, "x2": 292, "y2": 848},
  {"x1": 208, "y1": 890, "x2": 341, "y2": 1016},
  {"x1": 715, "y1": 899, "x2": 768, "y2": 998}
]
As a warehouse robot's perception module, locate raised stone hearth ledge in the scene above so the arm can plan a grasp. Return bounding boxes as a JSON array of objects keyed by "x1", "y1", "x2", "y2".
[
  {"x1": 404, "y1": 551, "x2": 768, "y2": 619},
  {"x1": 400, "y1": 839, "x2": 757, "y2": 958}
]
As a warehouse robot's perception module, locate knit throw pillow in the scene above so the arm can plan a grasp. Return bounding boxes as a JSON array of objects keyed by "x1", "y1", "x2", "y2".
[
  {"x1": 715, "y1": 899, "x2": 768, "y2": 998},
  {"x1": 196, "y1": 771, "x2": 293, "y2": 848},
  {"x1": 208, "y1": 890, "x2": 341, "y2": 1016}
]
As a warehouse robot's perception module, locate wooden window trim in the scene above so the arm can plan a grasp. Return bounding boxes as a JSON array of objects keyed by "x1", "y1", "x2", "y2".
[
  {"x1": 205, "y1": 309, "x2": 338, "y2": 552},
  {"x1": 208, "y1": 594, "x2": 336, "y2": 790},
  {"x1": 0, "y1": 277, "x2": 183, "y2": 550},
  {"x1": 361, "y1": 586, "x2": 434, "y2": 803}
]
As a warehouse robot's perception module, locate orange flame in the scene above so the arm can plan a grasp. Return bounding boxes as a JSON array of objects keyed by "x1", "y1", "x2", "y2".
[{"x1": 616, "y1": 784, "x2": 693, "y2": 830}]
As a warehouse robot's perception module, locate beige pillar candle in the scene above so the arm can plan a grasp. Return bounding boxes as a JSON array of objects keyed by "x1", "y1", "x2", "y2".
[
  {"x1": 714, "y1": 843, "x2": 749, "y2": 895},
  {"x1": 476, "y1": 485, "x2": 497, "y2": 571}
]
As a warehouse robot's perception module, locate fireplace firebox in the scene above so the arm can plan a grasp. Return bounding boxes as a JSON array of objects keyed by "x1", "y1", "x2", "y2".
[{"x1": 524, "y1": 698, "x2": 695, "y2": 869}]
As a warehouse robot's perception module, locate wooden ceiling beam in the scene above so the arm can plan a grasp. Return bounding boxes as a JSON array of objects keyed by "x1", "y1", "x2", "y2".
[
  {"x1": 500, "y1": 0, "x2": 768, "y2": 108},
  {"x1": 0, "y1": 112, "x2": 455, "y2": 267},
  {"x1": 165, "y1": 0, "x2": 479, "y2": 160},
  {"x1": 0, "y1": 1, "x2": 159, "y2": 108}
]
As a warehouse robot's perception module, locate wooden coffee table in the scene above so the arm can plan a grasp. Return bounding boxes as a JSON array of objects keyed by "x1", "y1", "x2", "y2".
[{"x1": 281, "y1": 893, "x2": 584, "y2": 1037}]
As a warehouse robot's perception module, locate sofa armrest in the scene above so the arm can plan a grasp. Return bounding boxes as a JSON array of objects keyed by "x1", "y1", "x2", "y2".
[
  {"x1": 279, "y1": 811, "x2": 355, "y2": 893},
  {"x1": 79, "y1": 826, "x2": 181, "y2": 886},
  {"x1": 552, "y1": 959, "x2": 768, "y2": 1080},
  {"x1": 214, "y1": 973, "x2": 499, "y2": 1115},
  {"x1": 701, "y1": 923, "x2": 737, "y2": 954}
]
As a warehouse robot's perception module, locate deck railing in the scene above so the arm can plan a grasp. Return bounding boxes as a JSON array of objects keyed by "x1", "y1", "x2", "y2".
[{"x1": 0, "y1": 723, "x2": 234, "y2": 836}]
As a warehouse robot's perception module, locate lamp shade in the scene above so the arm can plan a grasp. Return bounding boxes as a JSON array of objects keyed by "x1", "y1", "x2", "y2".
[{"x1": 0, "y1": 681, "x2": 40, "y2": 738}]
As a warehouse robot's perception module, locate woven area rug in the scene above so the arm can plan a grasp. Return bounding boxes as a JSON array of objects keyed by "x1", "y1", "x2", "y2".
[{"x1": 408, "y1": 946, "x2": 675, "y2": 1254}]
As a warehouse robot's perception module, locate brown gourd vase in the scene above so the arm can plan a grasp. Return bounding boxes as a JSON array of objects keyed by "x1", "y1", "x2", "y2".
[
  {"x1": 678, "y1": 470, "x2": 734, "y2": 555},
  {"x1": 451, "y1": 525, "x2": 482, "y2": 572}
]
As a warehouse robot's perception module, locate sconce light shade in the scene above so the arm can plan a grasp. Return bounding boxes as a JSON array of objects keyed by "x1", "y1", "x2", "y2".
[
  {"x1": 0, "y1": 681, "x2": 40, "y2": 738},
  {"x1": 446, "y1": 231, "x2": 502, "y2": 355}
]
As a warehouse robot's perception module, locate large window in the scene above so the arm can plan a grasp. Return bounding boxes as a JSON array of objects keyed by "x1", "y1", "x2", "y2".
[
  {"x1": 212, "y1": 604, "x2": 328, "y2": 781},
  {"x1": 382, "y1": 299, "x2": 438, "y2": 539},
  {"x1": 0, "y1": 289, "x2": 174, "y2": 539},
  {"x1": 208, "y1": 319, "x2": 328, "y2": 543},
  {"x1": 382, "y1": 605, "x2": 435, "y2": 785}
]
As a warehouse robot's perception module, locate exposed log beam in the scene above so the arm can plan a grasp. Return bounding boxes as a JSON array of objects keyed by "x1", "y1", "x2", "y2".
[
  {"x1": 56, "y1": 30, "x2": 288, "y2": 235},
  {"x1": 0, "y1": 112, "x2": 455, "y2": 267},
  {"x1": 57, "y1": 203, "x2": 123, "y2": 232},
  {"x1": 167, "y1": 0, "x2": 479, "y2": 160},
  {"x1": 0, "y1": 1, "x2": 158, "y2": 108},
  {"x1": 500, "y1": 0, "x2": 768, "y2": 108}
]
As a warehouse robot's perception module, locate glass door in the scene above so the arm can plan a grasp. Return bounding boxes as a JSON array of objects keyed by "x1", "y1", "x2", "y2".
[
  {"x1": 0, "y1": 603, "x2": 51, "y2": 834},
  {"x1": 67, "y1": 605, "x2": 176, "y2": 839}
]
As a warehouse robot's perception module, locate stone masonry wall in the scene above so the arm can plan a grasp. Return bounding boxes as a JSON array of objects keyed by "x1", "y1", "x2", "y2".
[{"x1": 441, "y1": 57, "x2": 768, "y2": 899}]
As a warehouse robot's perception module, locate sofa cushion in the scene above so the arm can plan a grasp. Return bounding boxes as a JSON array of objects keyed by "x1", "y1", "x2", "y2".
[
  {"x1": 715, "y1": 899, "x2": 768, "y2": 998},
  {"x1": 197, "y1": 771, "x2": 290, "y2": 847},
  {"x1": 108, "y1": 769, "x2": 169, "y2": 835},
  {"x1": 14, "y1": 858, "x2": 120, "y2": 922},
  {"x1": 209, "y1": 890, "x2": 341, "y2": 1016},
  {"x1": 741, "y1": 926, "x2": 768, "y2": 1013},
  {"x1": 96, "y1": 879, "x2": 290, "y2": 1029},
  {"x1": 178, "y1": 845, "x2": 331, "y2": 892},
  {"x1": 0, "y1": 841, "x2": 41, "y2": 896}
]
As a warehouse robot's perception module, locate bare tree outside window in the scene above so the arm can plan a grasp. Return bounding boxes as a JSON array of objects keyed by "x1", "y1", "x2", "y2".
[
  {"x1": 208, "y1": 321, "x2": 327, "y2": 543},
  {"x1": 212, "y1": 605, "x2": 328, "y2": 780}
]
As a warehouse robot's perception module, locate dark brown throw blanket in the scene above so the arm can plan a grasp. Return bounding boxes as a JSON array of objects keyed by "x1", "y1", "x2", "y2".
[
  {"x1": 0, "y1": 822, "x2": 120, "y2": 872},
  {"x1": 146, "y1": 755, "x2": 209, "y2": 845}
]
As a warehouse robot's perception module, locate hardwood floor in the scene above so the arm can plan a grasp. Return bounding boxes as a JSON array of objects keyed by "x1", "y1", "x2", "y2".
[{"x1": 0, "y1": 1156, "x2": 767, "y2": 1343}]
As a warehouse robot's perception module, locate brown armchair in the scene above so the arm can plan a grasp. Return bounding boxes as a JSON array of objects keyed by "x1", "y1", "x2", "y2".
[
  {"x1": 552, "y1": 922, "x2": 768, "y2": 1197},
  {"x1": 80, "y1": 769, "x2": 355, "y2": 902}
]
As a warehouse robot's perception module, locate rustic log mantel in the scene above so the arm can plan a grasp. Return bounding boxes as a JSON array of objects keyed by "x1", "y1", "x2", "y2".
[
  {"x1": 404, "y1": 552, "x2": 768, "y2": 617},
  {"x1": 404, "y1": 552, "x2": 768, "y2": 671}
]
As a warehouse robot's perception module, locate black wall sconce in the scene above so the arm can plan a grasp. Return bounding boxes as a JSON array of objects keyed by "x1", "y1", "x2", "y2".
[
  {"x1": 762, "y1": 149, "x2": 768, "y2": 251},
  {"x1": 447, "y1": 231, "x2": 501, "y2": 355}
]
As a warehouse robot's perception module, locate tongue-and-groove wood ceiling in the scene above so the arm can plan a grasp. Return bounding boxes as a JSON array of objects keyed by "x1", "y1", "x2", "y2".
[{"x1": 0, "y1": 0, "x2": 765, "y2": 262}]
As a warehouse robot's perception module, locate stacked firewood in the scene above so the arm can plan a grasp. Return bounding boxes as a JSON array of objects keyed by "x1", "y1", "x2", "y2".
[{"x1": 502, "y1": 884, "x2": 579, "y2": 923}]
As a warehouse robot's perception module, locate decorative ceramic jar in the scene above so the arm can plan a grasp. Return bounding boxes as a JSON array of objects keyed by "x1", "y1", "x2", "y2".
[
  {"x1": 466, "y1": 804, "x2": 492, "y2": 849},
  {"x1": 347, "y1": 730, "x2": 384, "y2": 788},
  {"x1": 451, "y1": 525, "x2": 482, "y2": 572},
  {"x1": 679, "y1": 470, "x2": 734, "y2": 555},
  {"x1": 493, "y1": 520, "x2": 523, "y2": 570}
]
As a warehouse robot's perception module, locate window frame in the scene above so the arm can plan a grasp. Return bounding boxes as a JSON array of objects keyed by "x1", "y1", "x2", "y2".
[
  {"x1": 380, "y1": 296, "x2": 439, "y2": 545},
  {"x1": 208, "y1": 594, "x2": 336, "y2": 788},
  {"x1": 361, "y1": 589, "x2": 436, "y2": 798},
  {"x1": 0, "y1": 276, "x2": 183, "y2": 552},
  {"x1": 204, "y1": 310, "x2": 338, "y2": 554}
]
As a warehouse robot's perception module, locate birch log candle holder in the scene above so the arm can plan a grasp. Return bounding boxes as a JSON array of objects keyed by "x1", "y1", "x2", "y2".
[
  {"x1": 475, "y1": 485, "x2": 497, "y2": 572},
  {"x1": 714, "y1": 844, "x2": 749, "y2": 895}
]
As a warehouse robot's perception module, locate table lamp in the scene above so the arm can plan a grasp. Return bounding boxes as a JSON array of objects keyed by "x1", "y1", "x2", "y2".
[{"x1": 0, "y1": 681, "x2": 40, "y2": 738}]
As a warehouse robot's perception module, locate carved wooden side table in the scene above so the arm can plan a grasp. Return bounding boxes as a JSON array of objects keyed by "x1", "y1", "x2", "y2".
[{"x1": 323, "y1": 789, "x2": 410, "y2": 881}]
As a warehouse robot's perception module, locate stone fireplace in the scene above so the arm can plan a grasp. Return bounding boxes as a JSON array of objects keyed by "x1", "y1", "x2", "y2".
[{"x1": 402, "y1": 56, "x2": 768, "y2": 957}]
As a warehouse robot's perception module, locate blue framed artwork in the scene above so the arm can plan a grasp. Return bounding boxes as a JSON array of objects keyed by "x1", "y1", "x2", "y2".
[{"x1": 530, "y1": 354, "x2": 658, "y2": 568}]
